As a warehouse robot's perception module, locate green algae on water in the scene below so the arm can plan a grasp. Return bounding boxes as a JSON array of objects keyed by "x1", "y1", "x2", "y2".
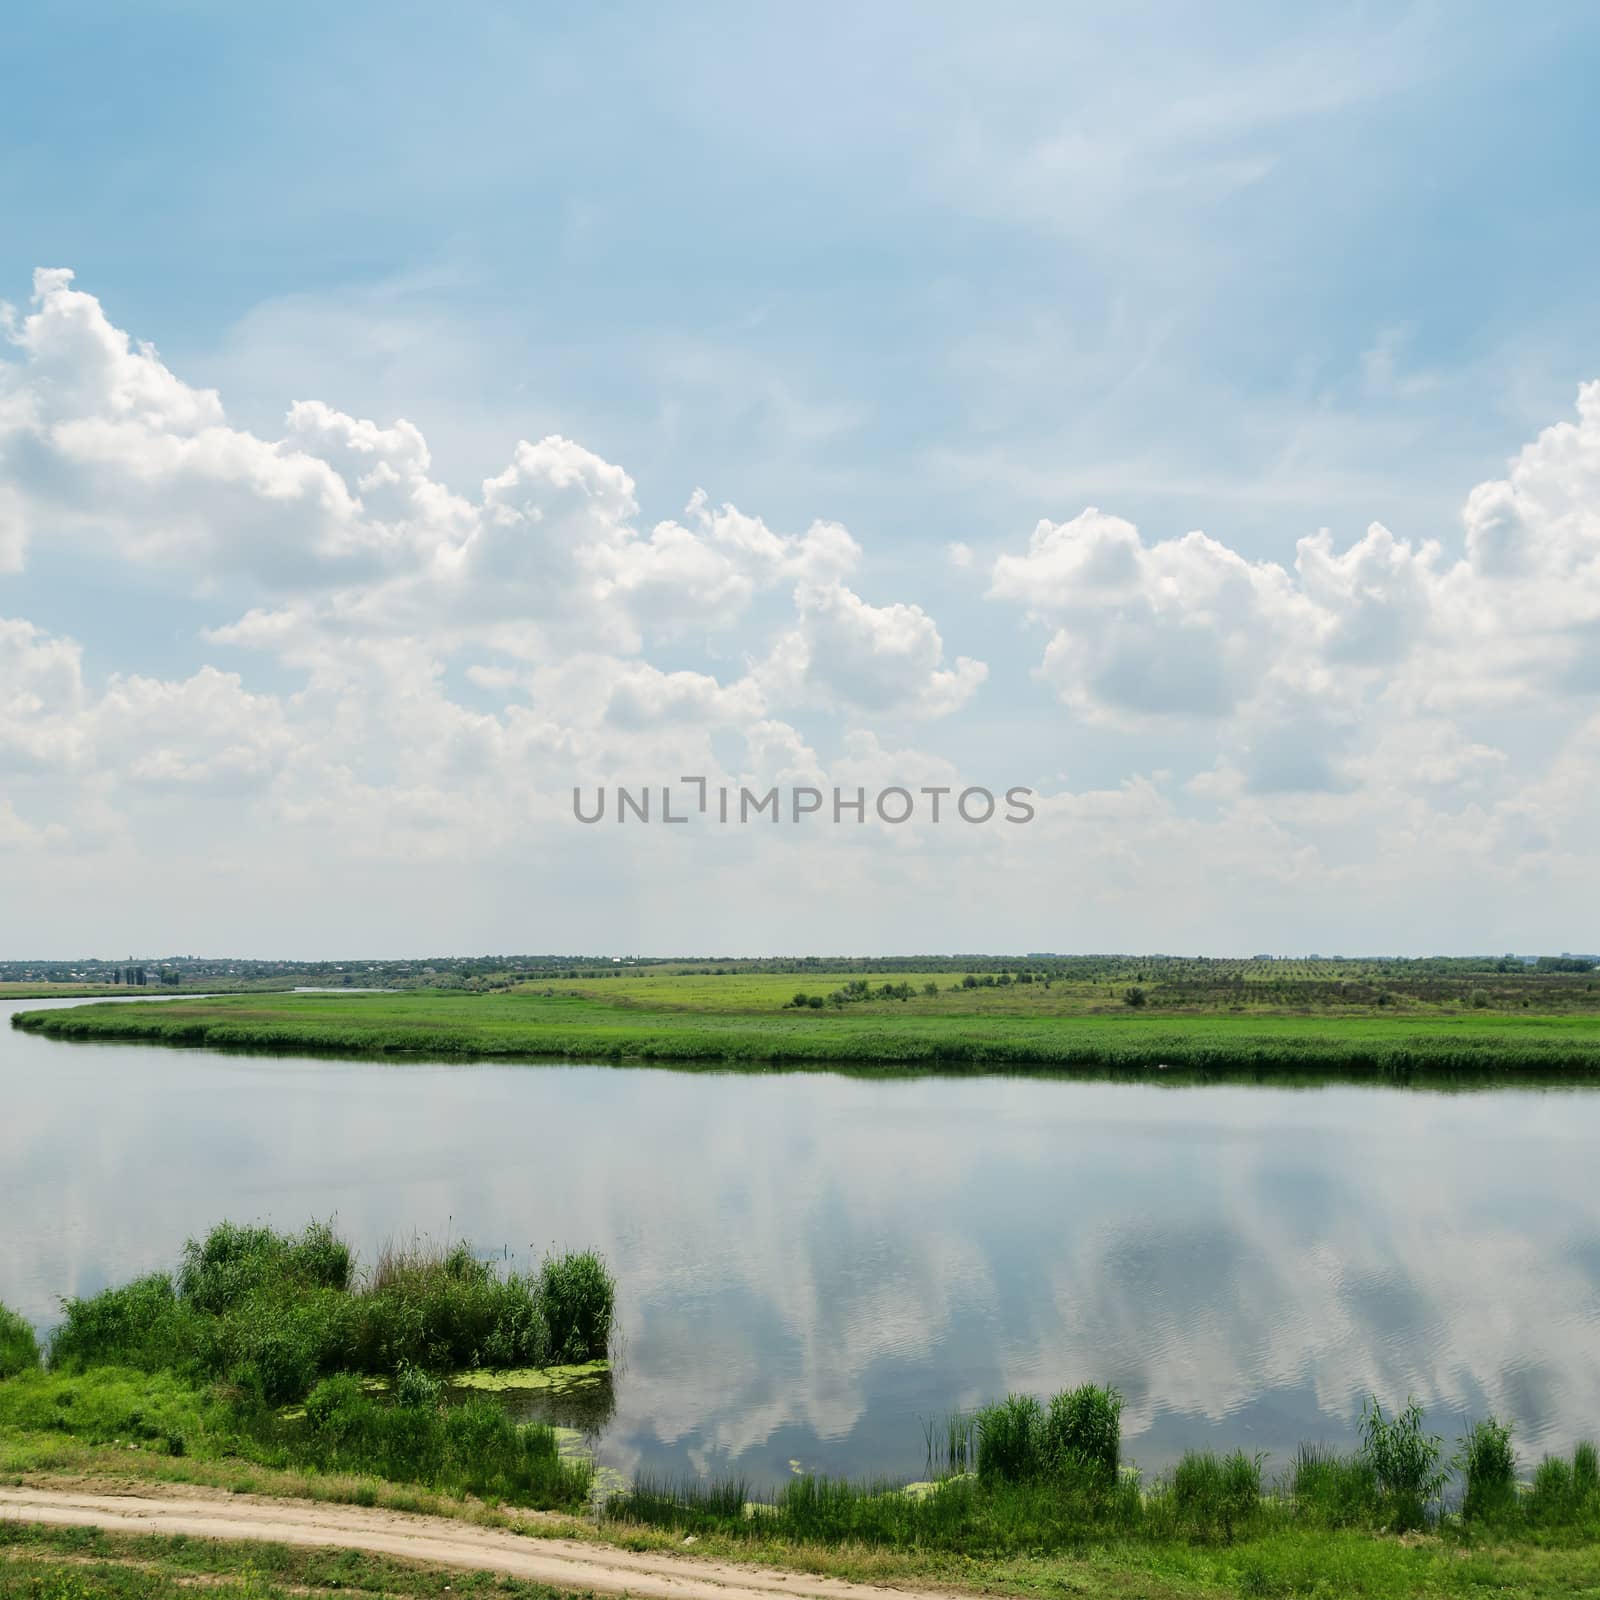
[{"x1": 448, "y1": 1359, "x2": 609, "y2": 1394}]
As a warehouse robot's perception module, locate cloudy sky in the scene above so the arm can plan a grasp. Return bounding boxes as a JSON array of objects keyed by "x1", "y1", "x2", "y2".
[{"x1": 3, "y1": 2, "x2": 1599, "y2": 958}]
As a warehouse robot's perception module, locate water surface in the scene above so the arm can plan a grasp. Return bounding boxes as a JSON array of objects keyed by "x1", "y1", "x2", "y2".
[{"x1": 4, "y1": 996, "x2": 1598, "y2": 1486}]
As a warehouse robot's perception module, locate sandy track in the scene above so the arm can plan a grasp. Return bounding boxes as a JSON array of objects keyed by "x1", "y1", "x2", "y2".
[{"x1": 0, "y1": 1484, "x2": 947, "y2": 1600}]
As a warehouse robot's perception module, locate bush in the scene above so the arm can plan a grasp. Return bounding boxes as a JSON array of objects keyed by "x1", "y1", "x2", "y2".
[
  {"x1": 0, "y1": 1304, "x2": 40, "y2": 1378},
  {"x1": 1458, "y1": 1416, "x2": 1516, "y2": 1520},
  {"x1": 51, "y1": 1274, "x2": 193, "y2": 1372},
  {"x1": 1359, "y1": 1396, "x2": 1445, "y2": 1528},
  {"x1": 1123, "y1": 985, "x2": 1148, "y2": 1008},
  {"x1": 1042, "y1": 1383, "x2": 1123, "y2": 1480}
]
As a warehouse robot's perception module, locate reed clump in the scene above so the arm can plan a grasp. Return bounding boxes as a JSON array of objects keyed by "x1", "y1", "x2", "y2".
[
  {"x1": 1457, "y1": 1416, "x2": 1517, "y2": 1520},
  {"x1": 1162, "y1": 1448, "x2": 1264, "y2": 1538},
  {"x1": 974, "y1": 1384, "x2": 1124, "y2": 1485}
]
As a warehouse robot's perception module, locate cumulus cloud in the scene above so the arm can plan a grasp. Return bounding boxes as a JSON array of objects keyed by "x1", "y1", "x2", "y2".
[
  {"x1": 6, "y1": 265, "x2": 1600, "y2": 954},
  {"x1": 0, "y1": 617, "x2": 88, "y2": 772},
  {"x1": 0, "y1": 270, "x2": 976, "y2": 724},
  {"x1": 759, "y1": 582, "x2": 987, "y2": 719},
  {"x1": 986, "y1": 389, "x2": 1600, "y2": 810}
]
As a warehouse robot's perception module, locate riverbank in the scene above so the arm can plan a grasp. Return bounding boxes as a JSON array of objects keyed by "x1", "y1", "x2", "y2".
[
  {"x1": 17, "y1": 986, "x2": 1600, "y2": 1071},
  {"x1": 8, "y1": 1224, "x2": 1600, "y2": 1598},
  {"x1": 4, "y1": 1467, "x2": 1599, "y2": 1600}
]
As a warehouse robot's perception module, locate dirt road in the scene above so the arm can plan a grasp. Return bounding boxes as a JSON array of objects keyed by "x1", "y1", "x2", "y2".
[{"x1": 0, "y1": 1483, "x2": 946, "y2": 1600}]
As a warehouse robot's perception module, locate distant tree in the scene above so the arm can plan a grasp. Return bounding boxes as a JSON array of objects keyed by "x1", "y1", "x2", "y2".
[
  {"x1": 922, "y1": 982, "x2": 938, "y2": 997},
  {"x1": 1123, "y1": 985, "x2": 1148, "y2": 1009}
]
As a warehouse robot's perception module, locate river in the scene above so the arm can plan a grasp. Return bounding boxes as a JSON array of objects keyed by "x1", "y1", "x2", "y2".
[{"x1": 4, "y1": 996, "x2": 1598, "y2": 1487}]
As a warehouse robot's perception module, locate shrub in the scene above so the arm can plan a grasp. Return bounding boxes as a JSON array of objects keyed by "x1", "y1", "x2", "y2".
[
  {"x1": 1123, "y1": 985, "x2": 1148, "y2": 1008},
  {"x1": 1042, "y1": 1383, "x2": 1123, "y2": 1480},
  {"x1": 0, "y1": 1304, "x2": 40, "y2": 1378},
  {"x1": 1457, "y1": 1416, "x2": 1516, "y2": 1520},
  {"x1": 51, "y1": 1273, "x2": 192, "y2": 1371},
  {"x1": 1359, "y1": 1396, "x2": 1446, "y2": 1528}
]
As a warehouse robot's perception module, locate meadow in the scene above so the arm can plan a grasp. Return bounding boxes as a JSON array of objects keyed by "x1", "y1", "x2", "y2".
[{"x1": 15, "y1": 956, "x2": 1600, "y2": 1072}]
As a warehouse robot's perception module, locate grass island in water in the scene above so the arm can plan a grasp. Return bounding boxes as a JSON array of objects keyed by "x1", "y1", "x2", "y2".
[{"x1": 16, "y1": 953, "x2": 1600, "y2": 1072}]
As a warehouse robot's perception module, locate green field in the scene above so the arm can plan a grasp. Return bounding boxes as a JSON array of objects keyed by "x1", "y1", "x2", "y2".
[{"x1": 15, "y1": 967, "x2": 1600, "y2": 1071}]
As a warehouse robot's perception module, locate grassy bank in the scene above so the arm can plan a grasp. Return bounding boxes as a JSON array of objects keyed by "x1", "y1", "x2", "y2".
[
  {"x1": 17, "y1": 985, "x2": 1600, "y2": 1072},
  {"x1": 0, "y1": 1222, "x2": 613, "y2": 1515},
  {"x1": 7, "y1": 1412, "x2": 1600, "y2": 1600},
  {"x1": 8, "y1": 1296, "x2": 1600, "y2": 1599}
]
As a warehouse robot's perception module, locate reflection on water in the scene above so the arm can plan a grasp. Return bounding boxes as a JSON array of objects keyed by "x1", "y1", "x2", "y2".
[{"x1": 4, "y1": 998, "x2": 1600, "y2": 1487}]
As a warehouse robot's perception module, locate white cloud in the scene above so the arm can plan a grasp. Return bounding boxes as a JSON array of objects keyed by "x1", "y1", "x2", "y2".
[
  {"x1": 6, "y1": 267, "x2": 1600, "y2": 954},
  {"x1": 759, "y1": 582, "x2": 987, "y2": 719},
  {"x1": 0, "y1": 617, "x2": 88, "y2": 773}
]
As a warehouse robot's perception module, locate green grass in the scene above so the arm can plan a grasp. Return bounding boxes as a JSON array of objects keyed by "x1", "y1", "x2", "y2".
[
  {"x1": 0, "y1": 1310, "x2": 39, "y2": 1381},
  {"x1": 19, "y1": 984, "x2": 1600, "y2": 1072},
  {"x1": 8, "y1": 1519, "x2": 1600, "y2": 1600},
  {"x1": 0, "y1": 1358, "x2": 588, "y2": 1511},
  {"x1": 0, "y1": 1521, "x2": 581, "y2": 1600}
]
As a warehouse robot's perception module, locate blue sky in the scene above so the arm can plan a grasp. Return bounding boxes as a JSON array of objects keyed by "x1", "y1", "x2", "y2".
[{"x1": 3, "y1": 3, "x2": 1600, "y2": 954}]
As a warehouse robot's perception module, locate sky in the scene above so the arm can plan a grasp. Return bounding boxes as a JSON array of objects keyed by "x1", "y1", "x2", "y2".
[{"x1": 3, "y1": 1, "x2": 1600, "y2": 957}]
